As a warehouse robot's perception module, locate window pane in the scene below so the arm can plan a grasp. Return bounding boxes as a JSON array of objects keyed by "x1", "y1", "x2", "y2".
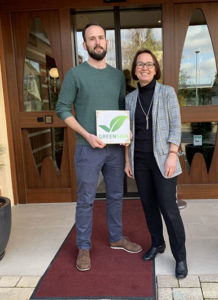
[
  {"x1": 120, "y1": 8, "x2": 162, "y2": 90},
  {"x1": 28, "y1": 127, "x2": 64, "y2": 172},
  {"x1": 24, "y1": 18, "x2": 60, "y2": 111},
  {"x1": 73, "y1": 12, "x2": 116, "y2": 67},
  {"x1": 181, "y1": 122, "x2": 216, "y2": 172},
  {"x1": 75, "y1": 30, "x2": 116, "y2": 67},
  {"x1": 178, "y1": 9, "x2": 217, "y2": 106}
]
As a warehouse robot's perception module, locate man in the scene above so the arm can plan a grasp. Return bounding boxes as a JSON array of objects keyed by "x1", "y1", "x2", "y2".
[{"x1": 56, "y1": 23, "x2": 142, "y2": 272}]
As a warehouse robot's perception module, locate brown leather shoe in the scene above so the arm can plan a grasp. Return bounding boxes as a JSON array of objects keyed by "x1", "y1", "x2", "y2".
[
  {"x1": 76, "y1": 249, "x2": 91, "y2": 271},
  {"x1": 110, "y1": 237, "x2": 142, "y2": 253}
]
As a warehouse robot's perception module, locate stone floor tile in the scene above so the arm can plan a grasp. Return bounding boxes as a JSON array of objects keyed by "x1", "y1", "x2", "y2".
[
  {"x1": 0, "y1": 276, "x2": 21, "y2": 287},
  {"x1": 157, "y1": 275, "x2": 179, "y2": 288},
  {"x1": 16, "y1": 276, "x2": 40, "y2": 287},
  {"x1": 173, "y1": 288, "x2": 203, "y2": 300},
  {"x1": 179, "y1": 275, "x2": 200, "y2": 287},
  {"x1": 200, "y1": 275, "x2": 218, "y2": 282},
  {"x1": 158, "y1": 288, "x2": 173, "y2": 300},
  {"x1": 202, "y1": 282, "x2": 218, "y2": 298},
  {"x1": 0, "y1": 287, "x2": 34, "y2": 300}
]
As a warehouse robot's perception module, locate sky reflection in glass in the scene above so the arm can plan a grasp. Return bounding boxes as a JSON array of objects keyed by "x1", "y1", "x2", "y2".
[{"x1": 179, "y1": 25, "x2": 217, "y2": 87}]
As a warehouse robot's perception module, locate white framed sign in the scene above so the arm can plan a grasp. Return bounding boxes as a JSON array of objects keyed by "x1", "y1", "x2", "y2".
[
  {"x1": 193, "y1": 135, "x2": 202, "y2": 146},
  {"x1": 96, "y1": 110, "x2": 130, "y2": 144}
]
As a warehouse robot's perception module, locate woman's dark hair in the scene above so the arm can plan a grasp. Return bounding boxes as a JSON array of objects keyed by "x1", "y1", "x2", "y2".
[
  {"x1": 82, "y1": 23, "x2": 106, "y2": 42},
  {"x1": 131, "y1": 49, "x2": 161, "y2": 81}
]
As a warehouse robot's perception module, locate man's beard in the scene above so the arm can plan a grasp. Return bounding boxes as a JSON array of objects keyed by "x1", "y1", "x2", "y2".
[{"x1": 86, "y1": 45, "x2": 107, "y2": 61}]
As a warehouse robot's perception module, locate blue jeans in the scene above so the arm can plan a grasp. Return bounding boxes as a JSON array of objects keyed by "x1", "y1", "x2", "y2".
[{"x1": 74, "y1": 144, "x2": 125, "y2": 250}]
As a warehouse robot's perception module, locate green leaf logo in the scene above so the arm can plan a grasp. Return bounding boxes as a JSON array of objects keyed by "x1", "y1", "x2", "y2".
[
  {"x1": 110, "y1": 116, "x2": 127, "y2": 132},
  {"x1": 99, "y1": 125, "x2": 110, "y2": 132},
  {"x1": 99, "y1": 115, "x2": 127, "y2": 132}
]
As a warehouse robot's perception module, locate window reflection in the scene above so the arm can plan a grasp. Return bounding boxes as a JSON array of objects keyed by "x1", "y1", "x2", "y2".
[
  {"x1": 75, "y1": 30, "x2": 116, "y2": 67},
  {"x1": 24, "y1": 58, "x2": 42, "y2": 110},
  {"x1": 28, "y1": 127, "x2": 64, "y2": 172},
  {"x1": 181, "y1": 122, "x2": 216, "y2": 172},
  {"x1": 120, "y1": 8, "x2": 162, "y2": 90},
  {"x1": 24, "y1": 18, "x2": 60, "y2": 111},
  {"x1": 178, "y1": 9, "x2": 217, "y2": 106},
  {"x1": 73, "y1": 11, "x2": 116, "y2": 67}
]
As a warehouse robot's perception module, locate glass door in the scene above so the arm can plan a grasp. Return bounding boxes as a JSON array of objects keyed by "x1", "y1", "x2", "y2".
[
  {"x1": 72, "y1": 9, "x2": 116, "y2": 197},
  {"x1": 120, "y1": 7, "x2": 162, "y2": 196},
  {"x1": 72, "y1": 6, "x2": 162, "y2": 197}
]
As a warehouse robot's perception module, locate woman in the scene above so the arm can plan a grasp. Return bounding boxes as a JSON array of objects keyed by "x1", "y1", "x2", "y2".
[{"x1": 125, "y1": 49, "x2": 187, "y2": 279}]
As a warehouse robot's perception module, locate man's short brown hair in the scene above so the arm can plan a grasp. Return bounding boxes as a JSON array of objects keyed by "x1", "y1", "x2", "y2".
[{"x1": 82, "y1": 23, "x2": 106, "y2": 42}]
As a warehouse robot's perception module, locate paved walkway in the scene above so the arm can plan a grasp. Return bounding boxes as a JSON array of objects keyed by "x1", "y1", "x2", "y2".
[
  {"x1": 1, "y1": 274, "x2": 218, "y2": 299},
  {"x1": 1, "y1": 200, "x2": 218, "y2": 299},
  {"x1": 0, "y1": 276, "x2": 39, "y2": 300},
  {"x1": 157, "y1": 274, "x2": 218, "y2": 300}
]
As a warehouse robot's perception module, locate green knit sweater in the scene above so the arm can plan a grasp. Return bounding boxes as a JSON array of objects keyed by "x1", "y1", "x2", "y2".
[{"x1": 56, "y1": 62, "x2": 126, "y2": 145}]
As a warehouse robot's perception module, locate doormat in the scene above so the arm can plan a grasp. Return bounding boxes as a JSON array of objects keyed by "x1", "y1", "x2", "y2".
[{"x1": 30, "y1": 199, "x2": 156, "y2": 300}]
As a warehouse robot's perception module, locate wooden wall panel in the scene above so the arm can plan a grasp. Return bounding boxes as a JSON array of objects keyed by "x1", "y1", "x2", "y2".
[
  {"x1": 59, "y1": 8, "x2": 77, "y2": 201},
  {"x1": 178, "y1": 184, "x2": 218, "y2": 199},
  {"x1": 0, "y1": 13, "x2": 26, "y2": 203},
  {"x1": 181, "y1": 106, "x2": 218, "y2": 123},
  {"x1": 59, "y1": 128, "x2": 72, "y2": 186},
  {"x1": 178, "y1": 155, "x2": 191, "y2": 184},
  {"x1": 0, "y1": 0, "x2": 164, "y2": 12},
  {"x1": 19, "y1": 112, "x2": 64, "y2": 128},
  {"x1": 208, "y1": 130, "x2": 218, "y2": 183},
  {"x1": 162, "y1": 1, "x2": 175, "y2": 87},
  {"x1": 26, "y1": 188, "x2": 72, "y2": 203},
  {"x1": 174, "y1": 2, "x2": 218, "y2": 199},
  {"x1": 202, "y1": 2, "x2": 218, "y2": 67},
  {"x1": 10, "y1": 10, "x2": 74, "y2": 203},
  {"x1": 189, "y1": 153, "x2": 208, "y2": 184}
]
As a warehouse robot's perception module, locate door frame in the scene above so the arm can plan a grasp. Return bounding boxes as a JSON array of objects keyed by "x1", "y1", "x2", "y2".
[
  {"x1": 0, "y1": 8, "x2": 77, "y2": 203},
  {"x1": 173, "y1": 2, "x2": 218, "y2": 199}
]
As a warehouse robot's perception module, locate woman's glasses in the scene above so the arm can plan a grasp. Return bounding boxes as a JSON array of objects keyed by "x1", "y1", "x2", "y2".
[{"x1": 136, "y1": 62, "x2": 155, "y2": 69}]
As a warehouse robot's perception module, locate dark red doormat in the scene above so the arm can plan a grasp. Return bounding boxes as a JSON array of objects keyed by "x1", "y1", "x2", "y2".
[{"x1": 30, "y1": 199, "x2": 156, "y2": 300}]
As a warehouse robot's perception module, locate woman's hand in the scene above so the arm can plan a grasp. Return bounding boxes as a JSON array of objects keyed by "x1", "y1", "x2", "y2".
[
  {"x1": 124, "y1": 161, "x2": 134, "y2": 178},
  {"x1": 120, "y1": 131, "x2": 133, "y2": 147},
  {"x1": 164, "y1": 153, "x2": 177, "y2": 178}
]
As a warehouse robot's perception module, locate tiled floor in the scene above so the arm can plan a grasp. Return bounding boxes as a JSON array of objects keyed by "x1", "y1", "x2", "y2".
[
  {"x1": 1, "y1": 199, "x2": 218, "y2": 299},
  {"x1": 157, "y1": 275, "x2": 218, "y2": 299},
  {"x1": 1, "y1": 274, "x2": 218, "y2": 300},
  {"x1": 0, "y1": 276, "x2": 40, "y2": 300}
]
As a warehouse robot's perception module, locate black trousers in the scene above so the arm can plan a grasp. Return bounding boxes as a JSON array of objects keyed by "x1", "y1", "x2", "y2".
[{"x1": 134, "y1": 151, "x2": 186, "y2": 262}]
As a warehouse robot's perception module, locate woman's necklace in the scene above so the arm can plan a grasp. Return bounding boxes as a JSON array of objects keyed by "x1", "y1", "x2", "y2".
[{"x1": 137, "y1": 94, "x2": 154, "y2": 130}]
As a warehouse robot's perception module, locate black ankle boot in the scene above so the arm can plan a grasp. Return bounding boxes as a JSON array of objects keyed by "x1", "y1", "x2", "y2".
[
  {"x1": 142, "y1": 243, "x2": 166, "y2": 261},
  {"x1": 175, "y1": 260, "x2": 188, "y2": 279}
]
